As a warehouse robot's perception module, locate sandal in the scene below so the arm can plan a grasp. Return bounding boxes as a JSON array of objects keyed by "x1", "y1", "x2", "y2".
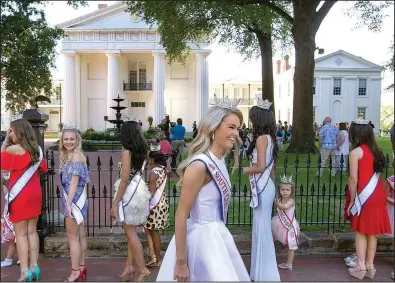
[
  {"x1": 145, "y1": 255, "x2": 157, "y2": 267},
  {"x1": 120, "y1": 265, "x2": 136, "y2": 282},
  {"x1": 278, "y1": 263, "x2": 293, "y2": 271},
  {"x1": 348, "y1": 265, "x2": 367, "y2": 280},
  {"x1": 136, "y1": 268, "x2": 151, "y2": 282},
  {"x1": 365, "y1": 264, "x2": 376, "y2": 280}
]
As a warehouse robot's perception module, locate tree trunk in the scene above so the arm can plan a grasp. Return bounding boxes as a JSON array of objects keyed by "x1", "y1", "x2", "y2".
[
  {"x1": 287, "y1": 1, "x2": 318, "y2": 153},
  {"x1": 255, "y1": 30, "x2": 274, "y2": 113}
]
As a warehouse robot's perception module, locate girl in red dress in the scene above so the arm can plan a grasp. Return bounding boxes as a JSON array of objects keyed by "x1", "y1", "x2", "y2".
[
  {"x1": 346, "y1": 119, "x2": 391, "y2": 280},
  {"x1": 1, "y1": 118, "x2": 47, "y2": 282}
]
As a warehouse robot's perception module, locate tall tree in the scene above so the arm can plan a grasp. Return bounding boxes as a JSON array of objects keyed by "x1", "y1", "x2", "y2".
[
  {"x1": 0, "y1": 0, "x2": 87, "y2": 112},
  {"x1": 232, "y1": 0, "x2": 392, "y2": 153},
  {"x1": 384, "y1": 39, "x2": 394, "y2": 92},
  {"x1": 125, "y1": 1, "x2": 292, "y2": 110}
]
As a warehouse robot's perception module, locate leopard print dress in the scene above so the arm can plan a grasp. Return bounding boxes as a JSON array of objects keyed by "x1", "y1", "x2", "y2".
[{"x1": 144, "y1": 166, "x2": 170, "y2": 230}]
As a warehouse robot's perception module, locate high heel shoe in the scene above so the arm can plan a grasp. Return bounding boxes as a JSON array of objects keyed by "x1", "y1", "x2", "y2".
[
  {"x1": 348, "y1": 265, "x2": 367, "y2": 280},
  {"x1": 119, "y1": 265, "x2": 136, "y2": 282},
  {"x1": 79, "y1": 265, "x2": 87, "y2": 281},
  {"x1": 64, "y1": 269, "x2": 83, "y2": 282},
  {"x1": 145, "y1": 255, "x2": 157, "y2": 267},
  {"x1": 18, "y1": 269, "x2": 34, "y2": 282},
  {"x1": 136, "y1": 268, "x2": 151, "y2": 282},
  {"x1": 30, "y1": 265, "x2": 40, "y2": 281},
  {"x1": 365, "y1": 264, "x2": 376, "y2": 279}
]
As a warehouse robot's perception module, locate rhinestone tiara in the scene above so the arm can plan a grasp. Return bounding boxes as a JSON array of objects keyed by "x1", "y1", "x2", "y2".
[
  {"x1": 62, "y1": 122, "x2": 78, "y2": 130},
  {"x1": 352, "y1": 117, "x2": 369, "y2": 125},
  {"x1": 123, "y1": 115, "x2": 137, "y2": 122},
  {"x1": 150, "y1": 144, "x2": 161, "y2": 152},
  {"x1": 280, "y1": 174, "x2": 293, "y2": 184},
  {"x1": 254, "y1": 97, "x2": 272, "y2": 110},
  {"x1": 10, "y1": 113, "x2": 24, "y2": 122},
  {"x1": 212, "y1": 94, "x2": 240, "y2": 110}
]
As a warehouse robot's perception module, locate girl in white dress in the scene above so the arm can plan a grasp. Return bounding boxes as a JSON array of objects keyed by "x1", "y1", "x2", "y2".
[
  {"x1": 335, "y1": 122, "x2": 349, "y2": 172},
  {"x1": 157, "y1": 97, "x2": 250, "y2": 282},
  {"x1": 243, "y1": 98, "x2": 280, "y2": 282},
  {"x1": 271, "y1": 175, "x2": 300, "y2": 271}
]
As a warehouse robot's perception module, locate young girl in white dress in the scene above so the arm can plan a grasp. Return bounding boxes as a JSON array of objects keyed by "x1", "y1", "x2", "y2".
[
  {"x1": 243, "y1": 98, "x2": 280, "y2": 281},
  {"x1": 271, "y1": 175, "x2": 300, "y2": 271},
  {"x1": 157, "y1": 96, "x2": 250, "y2": 281}
]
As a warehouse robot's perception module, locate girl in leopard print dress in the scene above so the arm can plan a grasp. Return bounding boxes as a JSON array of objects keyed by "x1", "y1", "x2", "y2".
[{"x1": 144, "y1": 149, "x2": 170, "y2": 267}]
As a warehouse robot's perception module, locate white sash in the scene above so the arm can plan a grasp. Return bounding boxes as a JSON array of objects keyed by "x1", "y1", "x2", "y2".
[
  {"x1": 117, "y1": 173, "x2": 142, "y2": 223},
  {"x1": 63, "y1": 187, "x2": 87, "y2": 225},
  {"x1": 149, "y1": 170, "x2": 167, "y2": 212},
  {"x1": 277, "y1": 207, "x2": 298, "y2": 250},
  {"x1": 189, "y1": 153, "x2": 231, "y2": 224},
  {"x1": 4, "y1": 147, "x2": 43, "y2": 216},
  {"x1": 350, "y1": 173, "x2": 379, "y2": 216}
]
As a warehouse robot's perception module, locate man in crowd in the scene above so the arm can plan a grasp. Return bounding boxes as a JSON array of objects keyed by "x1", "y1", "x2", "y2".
[
  {"x1": 158, "y1": 118, "x2": 170, "y2": 141},
  {"x1": 317, "y1": 116, "x2": 339, "y2": 177},
  {"x1": 171, "y1": 118, "x2": 186, "y2": 165}
]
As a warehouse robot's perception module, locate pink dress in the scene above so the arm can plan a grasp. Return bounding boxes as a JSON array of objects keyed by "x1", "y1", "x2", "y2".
[
  {"x1": 271, "y1": 205, "x2": 300, "y2": 250},
  {"x1": 387, "y1": 176, "x2": 394, "y2": 237}
]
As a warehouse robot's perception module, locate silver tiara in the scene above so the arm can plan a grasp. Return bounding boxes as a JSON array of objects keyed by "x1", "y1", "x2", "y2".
[
  {"x1": 10, "y1": 113, "x2": 24, "y2": 122},
  {"x1": 254, "y1": 97, "x2": 272, "y2": 110},
  {"x1": 352, "y1": 117, "x2": 369, "y2": 125},
  {"x1": 62, "y1": 122, "x2": 78, "y2": 130},
  {"x1": 280, "y1": 174, "x2": 293, "y2": 184},
  {"x1": 123, "y1": 115, "x2": 137, "y2": 122},
  {"x1": 150, "y1": 144, "x2": 161, "y2": 152},
  {"x1": 212, "y1": 94, "x2": 240, "y2": 110}
]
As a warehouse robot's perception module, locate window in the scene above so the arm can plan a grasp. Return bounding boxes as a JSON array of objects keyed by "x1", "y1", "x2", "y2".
[
  {"x1": 278, "y1": 84, "x2": 282, "y2": 99},
  {"x1": 50, "y1": 110, "x2": 59, "y2": 114},
  {"x1": 287, "y1": 81, "x2": 291, "y2": 96},
  {"x1": 129, "y1": 61, "x2": 147, "y2": 88},
  {"x1": 358, "y1": 79, "x2": 367, "y2": 96},
  {"x1": 333, "y1": 78, "x2": 341, "y2": 95},
  {"x1": 242, "y1": 88, "x2": 249, "y2": 101},
  {"x1": 313, "y1": 78, "x2": 316, "y2": 95},
  {"x1": 234, "y1": 88, "x2": 240, "y2": 100},
  {"x1": 257, "y1": 88, "x2": 262, "y2": 91},
  {"x1": 287, "y1": 109, "x2": 291, "y2": 123},
  {"x1": 357, "y1": 107, "x2": 366, "y2": 119},
  {"x1": 131, "y1": 102, "x2": 146, "y2": 107},
  {"x1": 313, "y1": 107, "x2": 316, "y2": 122},
  {"x1": 55, "y1": 86, "x2": 62, "y2": 100}
]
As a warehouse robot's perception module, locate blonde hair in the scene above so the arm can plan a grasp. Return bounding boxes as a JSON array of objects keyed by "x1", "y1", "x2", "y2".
[
  {"x1": 177, "y1": 106, "x2": 243, "y2": 188},
  {"x1": 277, "y1": 182, "x2": 295, "y2": 200},
  {"x1": 59, "y1": 129, "x2": 83, "y2": 168}
]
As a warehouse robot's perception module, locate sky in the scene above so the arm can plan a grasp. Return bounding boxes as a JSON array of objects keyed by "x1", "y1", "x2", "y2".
[{"x1": 44, "y1": 1, "x2": 394, "y2": 105}]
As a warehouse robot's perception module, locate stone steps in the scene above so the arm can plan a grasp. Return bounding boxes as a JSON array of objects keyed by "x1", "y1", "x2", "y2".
[{"x1": 43, "y1": 230, "x2": 393, "y2": 258}]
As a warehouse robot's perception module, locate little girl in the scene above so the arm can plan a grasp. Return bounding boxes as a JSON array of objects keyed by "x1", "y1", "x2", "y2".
[
  {"x1": 271, "y1": 175, "x2": 300, "y2": 271},
  {"x1": 144, "y1": 145, "x2": 170, "y2": 267}
]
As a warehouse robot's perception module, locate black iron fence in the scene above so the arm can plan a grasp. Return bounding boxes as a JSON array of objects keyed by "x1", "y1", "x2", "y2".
[{"x1": 43, "y1": 148, "x2": 392, "y2": 236}]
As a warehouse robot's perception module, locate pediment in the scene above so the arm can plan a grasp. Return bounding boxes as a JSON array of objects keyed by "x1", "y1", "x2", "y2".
[{"x1": 315, "y1": 50, "x2": 382, "y2": 70}]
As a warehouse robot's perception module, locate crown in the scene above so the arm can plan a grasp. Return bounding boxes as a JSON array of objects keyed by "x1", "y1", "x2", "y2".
[
  {"x1": 62, "y1": 122, "x2": 78, "y2": 130},
  {"x1": 10, "y1": 113, "x2": 24, "y2": 122},
  {"x1": 280, "y1": 174, "x2": 293, "y2": 184},
  {"x1": 254, "y1": 97, "x2": 272, "y2": 110},
  {"x1": 123, "y1": 115, "x2": 137, "y2": 122},
  {"x1": 212, "y1": 94, "x2": 240, "y2": 110},
  {"x1": 352, "y1": 117, "x2": 369, "y2": 125},
  {"x1": 150, "y1": 143, "x2": 161, "y2": 152}
]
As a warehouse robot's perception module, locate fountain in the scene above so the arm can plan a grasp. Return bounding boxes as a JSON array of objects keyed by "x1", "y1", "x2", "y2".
[{"x1": 105, "y1": 93, "x2": 127, "y2": 133}]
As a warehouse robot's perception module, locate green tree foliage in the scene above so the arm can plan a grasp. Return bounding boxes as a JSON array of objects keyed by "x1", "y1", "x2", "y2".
[
  {"x1": 0, "y1": 0, "x2": 87, "y2": 112},
  {"x1": 384, "y1": 39, "x2": 394, "y2": 92},
  {"x1": 380, "y1": 105, "x2": 394, "y2": 132}
]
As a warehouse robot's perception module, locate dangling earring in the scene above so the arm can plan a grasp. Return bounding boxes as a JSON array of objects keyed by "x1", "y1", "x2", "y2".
[{"x1": 211, "y1": 133, "x2": 215, "y2": 141}]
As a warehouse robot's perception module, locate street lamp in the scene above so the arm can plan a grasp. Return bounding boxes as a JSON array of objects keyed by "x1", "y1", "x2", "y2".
[{"x1": 316, "y1": 46, "x2": 325, "y2": 54}]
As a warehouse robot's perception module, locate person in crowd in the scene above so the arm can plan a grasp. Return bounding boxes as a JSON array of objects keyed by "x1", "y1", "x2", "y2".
[
  {"x1": 317, "y1": 117, "x2": 339, "y2": 177},
  {"x1": 346, "y1": 119, "x2": 391, "y2": 280},
  {"x1": 157, "y1": 99, "x2": 250, "y2": 281},
  {"x1": 1, "y1": 117, "x2": 47, "y2": 282},
  {"x1": 335, "y1": 122, "x2": 350, "y2": 172},
  {"x1": 243, "y1": 98, "x2": 280, "y2": 281},
  {"x1": 272, "y1": 175, "x2": 300, "y2": 271},
  {"x1": 158, "y1": 119, "x2": 170, "y2": 141},
  {"x1": 59, "y1": 126, "x2": 90, "y2": 282},
  {"x1": 110, "y1": 121, "x2": 151, "y2": 282},
  {"x1": 170, "y1": 118, "x2": 186, "y2": 164}
]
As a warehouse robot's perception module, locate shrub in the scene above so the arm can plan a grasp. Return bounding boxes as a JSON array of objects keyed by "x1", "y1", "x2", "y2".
[
  {"x1": 184, "y1": 136, "x2": 193, "y2": 143},
  {"x1": 144, "y1": 127, "x2": 161, "y2": 139}
]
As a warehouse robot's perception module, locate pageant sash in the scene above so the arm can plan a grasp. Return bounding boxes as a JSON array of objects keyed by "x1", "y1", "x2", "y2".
[
  {"x1": 149, "y1": 172, "x2": 167, "y2": 212},
  {"x1": 190, "y1": 153, "x2": 231, "y2": 224},
  {"x1": 4, "y1": 147, "x2": 43, "y2": 216},
  {"x1": 387, "y1": 176, "x2": 394, "y2": 191},
  {"x1": 350, "y1": 173, "x2": 379, "y2": 216},
  {"x1": 277, "y1": 207, "x2": 298, "y2": 250},
  {"x1": 63, "y1": 186, "x2": 87, "y2": 225},
  {"x1": 117, "y1": 173, "x2": 142, "y2": 223}
]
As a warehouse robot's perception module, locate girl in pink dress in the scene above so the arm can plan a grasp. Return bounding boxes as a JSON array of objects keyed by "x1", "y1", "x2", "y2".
[{"x1": 271, "y1": 175, "x2": 300, "y2": 271}]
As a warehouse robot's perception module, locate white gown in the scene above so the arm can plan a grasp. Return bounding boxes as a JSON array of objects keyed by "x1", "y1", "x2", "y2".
[
  {"x1": 250, "y1": 135, "x2": 281, "y2": 281},
  {"x1": 157, "y1": 152, "x2": 250, "y2": 281}
]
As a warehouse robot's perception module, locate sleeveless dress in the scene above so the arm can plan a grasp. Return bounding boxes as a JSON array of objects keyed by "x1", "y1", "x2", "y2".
[
  {"x1": 60, "y1": 161, "x2": 90, "y2": 221},
  {"x1": 250, "y1": 135, "x2": 280, "y2": 281},
  {"x1": 144, "y1": 166, "x2": 169, "y2": 230},
  {"x1": 271, "y1": 205, "x2": 300, "y2": 250},
  {"x1": 1, "y1": 151, "x2": 47, "y2": 222},
  {"x1": 350, "y1": 144, "x2": 391, "y2": 234},
  {"x1": 156, "y1": 152, "x2": 250, "y2": 281}
]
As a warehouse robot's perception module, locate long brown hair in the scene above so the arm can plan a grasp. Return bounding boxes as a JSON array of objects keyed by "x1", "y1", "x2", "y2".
[{"x1": 9, "y1": 119, "x2": 40, "y2": 164}]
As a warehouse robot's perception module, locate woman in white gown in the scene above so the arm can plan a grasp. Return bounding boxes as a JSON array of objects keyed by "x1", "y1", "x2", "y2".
[
  {"x1": 157, "y1": 97, "x2": 250, "y2": 282},
  {"x1": 243, "y1": 98, "x2": 280, "y2": 281}
]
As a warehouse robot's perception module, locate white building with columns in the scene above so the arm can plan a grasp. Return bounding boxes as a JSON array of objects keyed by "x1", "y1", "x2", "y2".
[
  {"x1": 274, "y1": 50, "x2": 383, "y2": 135},
  {"x1": 57, "y1": 2, "x2": 209, "y2": 131}
]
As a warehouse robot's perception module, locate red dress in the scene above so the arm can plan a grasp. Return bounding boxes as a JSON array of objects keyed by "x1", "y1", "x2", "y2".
[
  {"x1": 350, "y1": 144, "x2": 391, "y2": 234},
  {"x1": 1, "y1": 151, "x2": 47, "y2": 223}
]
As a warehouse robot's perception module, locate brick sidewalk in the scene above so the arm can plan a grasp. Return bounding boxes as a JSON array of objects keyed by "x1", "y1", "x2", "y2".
[{"x1": 1, "y1": 244, "x2": 394, "y2": 282}]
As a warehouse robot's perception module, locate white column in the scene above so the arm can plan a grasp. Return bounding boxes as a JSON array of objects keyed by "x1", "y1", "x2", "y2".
[
  {"x1": 153, "y1": 51, "x2": 166, "y2": 126},
  {"x1": 63, "y1": 52, "x2": 77, "y2": 124},
  {"x1": 106, "y1": 52, "x2": 120, "y2": 119},
  {"x1": 195, "y1": 51, "x2": 211, "y2": 123}
]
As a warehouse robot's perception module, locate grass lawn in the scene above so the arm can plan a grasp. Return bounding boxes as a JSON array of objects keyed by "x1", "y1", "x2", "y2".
[
  {"x1": 44, "y1": 132, "x2": 59, "y2": 138},
  {"x1": 165, "y1": 137, "x2": 393, "y2": 233}
]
